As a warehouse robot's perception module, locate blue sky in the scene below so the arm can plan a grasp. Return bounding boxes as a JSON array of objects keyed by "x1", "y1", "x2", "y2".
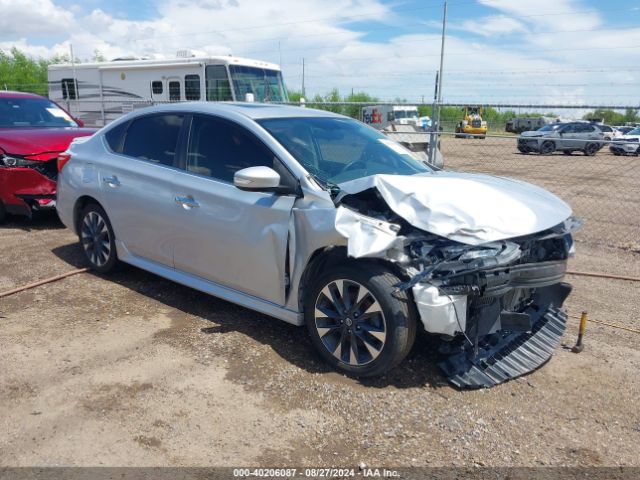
[{"x1": 1, "y1": 0, "x2": 639, "y2": 105}]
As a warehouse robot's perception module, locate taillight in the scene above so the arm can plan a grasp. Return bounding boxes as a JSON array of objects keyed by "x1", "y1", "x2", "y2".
[{"x1": 57, "y1": 152, "x2": 72, "y2": 172}]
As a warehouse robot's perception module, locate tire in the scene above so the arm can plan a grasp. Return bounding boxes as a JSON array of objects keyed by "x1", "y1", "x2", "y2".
[
  {"x1": 0, "y1": 201, "x2": 5, "y2": 224},
  {"x1": 78, "y1": 203, "x2": 119, "y2": 273},
  {"x1": 584, "y1": 143, "x2": 599, "y2": 156},
  {"x1": 304, "y1": 262, "x2": 416, "y2": 377},
  {"x1": 517, "y1": 146, "x2": 529, "y2": 154},
  {"x1": 539, "y1": 140, "x2": 555, "y2": 155}
]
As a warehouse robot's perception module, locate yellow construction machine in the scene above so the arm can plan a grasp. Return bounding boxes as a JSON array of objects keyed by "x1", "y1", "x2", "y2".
[{"x1": 455, "y1": 105, "x2": 488, "y2": 138}]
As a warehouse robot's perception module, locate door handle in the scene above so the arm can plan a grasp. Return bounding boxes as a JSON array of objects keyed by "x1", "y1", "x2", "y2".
[
  {"x1": 174, "y1": 195, "x2": 200, "y2": 209},
  {"x1": 102, "y1": 175, "x2": 121, "y2": 188}
]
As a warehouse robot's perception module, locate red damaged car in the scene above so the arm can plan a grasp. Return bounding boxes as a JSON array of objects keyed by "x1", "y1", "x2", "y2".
[{"x1": 0, "y1": 91, "x2": 95, "y2": 222}]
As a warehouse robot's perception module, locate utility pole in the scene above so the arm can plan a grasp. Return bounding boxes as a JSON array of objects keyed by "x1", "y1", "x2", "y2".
[
  {"x1": 302, "y1": 58, "x2": 306, "y2": 98},
  {"x1": 428, "y1": 1, "x2": 447, "y2": 166},
  {"x1": 69, "y1": 43, "x2": 79, "y2": 107}
]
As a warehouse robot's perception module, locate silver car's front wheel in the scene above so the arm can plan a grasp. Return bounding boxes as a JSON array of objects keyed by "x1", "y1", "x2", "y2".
[
  {"x1": 79, "y1": 203, "x2": 118, "y2": 273},
  {"x1": 305, "y1": 262, "x2": 416, "y2": 377},
  {"x1": 314, "y1": 279, "x2": 387, "y2": 366}
]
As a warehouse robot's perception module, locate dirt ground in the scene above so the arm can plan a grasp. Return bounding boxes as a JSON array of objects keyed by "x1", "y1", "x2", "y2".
[{"x1": 1, "y1": 140, "x2": 639, "y2": 468}]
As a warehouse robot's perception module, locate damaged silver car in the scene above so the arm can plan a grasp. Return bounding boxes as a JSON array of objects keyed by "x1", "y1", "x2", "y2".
[{"x1": 56, "y1": 103, "x2": 580, "y2": 387}]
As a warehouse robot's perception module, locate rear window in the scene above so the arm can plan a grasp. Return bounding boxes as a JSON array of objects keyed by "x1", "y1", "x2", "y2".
[{"x1": 121, "y1": 114, "x2": 184, "y2": 166}]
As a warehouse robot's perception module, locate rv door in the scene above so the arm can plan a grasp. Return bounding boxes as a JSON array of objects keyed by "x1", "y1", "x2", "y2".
[
  {"x1": 167, "y1": 77, "x2": 182, "y2": 102},
  {"x1": 150, "y1": 80, "x2": 166, "y2": 102}
]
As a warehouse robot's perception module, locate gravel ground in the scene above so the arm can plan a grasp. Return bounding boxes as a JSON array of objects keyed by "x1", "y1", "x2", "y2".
[{"x1": 1, "y1": 141, "x2": 639, "y2": 468}]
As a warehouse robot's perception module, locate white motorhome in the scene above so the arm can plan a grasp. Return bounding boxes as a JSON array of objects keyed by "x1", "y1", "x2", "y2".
[
  {"x1": 361, "y1": 105, "x2": 420, "y2": 130},
  {"x1": 48, "y1": 56, "x2": 287, "y2": 127}
]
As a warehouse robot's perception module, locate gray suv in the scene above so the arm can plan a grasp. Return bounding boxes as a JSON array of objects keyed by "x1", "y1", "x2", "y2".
[
  {"x1": 56, "y1": 103, "x2": 578, "y2": 387},
  {"x1": 518, "y1": 122, "x2": 604, "y2": 155}
]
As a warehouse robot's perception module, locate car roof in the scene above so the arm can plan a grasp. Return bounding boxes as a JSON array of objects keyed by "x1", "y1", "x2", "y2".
[
  {"x1": 130, "y1": 102, "x2": 345, "y2": 121},
  {"x1": 0, "y1": 90, "x2": 46, "y2": 100}
]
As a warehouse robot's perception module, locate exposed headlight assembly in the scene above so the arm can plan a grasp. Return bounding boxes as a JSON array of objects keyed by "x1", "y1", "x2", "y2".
[{"x1": 0, "y1": 154, "x2": 42, "y2": 168}]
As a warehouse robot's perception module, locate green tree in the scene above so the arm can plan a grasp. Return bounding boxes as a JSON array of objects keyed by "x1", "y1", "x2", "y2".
[{"x1": 0, "y1": 47, "x2": 50, "y2": 95}]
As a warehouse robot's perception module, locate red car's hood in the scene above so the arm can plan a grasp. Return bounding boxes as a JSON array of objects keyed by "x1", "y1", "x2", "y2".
[{"x1": 0, "y1": 127, "x2": 96, "y2": 157}]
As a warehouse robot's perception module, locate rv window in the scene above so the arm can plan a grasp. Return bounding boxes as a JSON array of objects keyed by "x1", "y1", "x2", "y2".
[
  {"x1": 186, "y1": 115, "x2": 276, "y2": 183},
  {"x1": 122, "y1": 114, "x2": 184, "y2": 166},
  {"x1": 61, "y1": 78, "x2": 77, "y2": 100},
  {"x1": 151, "y1": 81, "x2": 163, "y2": 95},
  {"x1": 205, "y1": 65, "x2": 232, "y2": 101},
  {"x1": 169, "y1": 81, "x2": 181, "y2": 101},
  {"x1": 185, "y1": 75, "x2": 201, "y2": 101}
]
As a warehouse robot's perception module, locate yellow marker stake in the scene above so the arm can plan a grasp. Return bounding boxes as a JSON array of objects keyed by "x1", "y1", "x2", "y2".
[{"x1": 572, "y1": 311, "x2": 588, "y2": 353}]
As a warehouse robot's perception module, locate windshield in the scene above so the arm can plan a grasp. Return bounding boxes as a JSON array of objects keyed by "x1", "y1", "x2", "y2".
[
  {"x1": 538, "y1": 123, "x2": 562, "y2": 132},
  {"x1": 229, "y1": 66, "x2": 287, "y2": 102},
  {"x1": 394, "y1": 110, "x2": 418, "y2": 120},
  {"x1": 0, "y1": 97, "x2": 78, "y2": 128},
  {"x1": 628, "y1": 127, "x2": 640, "y2": 135},
  {"x1": 258, "y1": 117, "x2": 432, "y2": 185}
]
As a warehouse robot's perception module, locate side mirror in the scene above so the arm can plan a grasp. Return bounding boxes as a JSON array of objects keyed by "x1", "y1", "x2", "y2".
[
  {"x1": 75, "y1": 118, "x2": 85, "y2": 127},
  {"x1": 234, "y1": 166, "x2": 281, "y2": 191}
]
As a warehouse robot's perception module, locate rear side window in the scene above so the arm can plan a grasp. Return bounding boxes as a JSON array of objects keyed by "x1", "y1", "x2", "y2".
[
  {"x1": 186, "y1": 115, "x2": 275, "y2": 182},
  {"x1": 104, "y1": 121, "x2": 128, "y2": 153},
  {"x1": 185, "y1": 75, "x2": 200, "y2": 100},
  {"x1": 122, "y1": 114, "x2": 184, "y2": 166},
  {"x1": 151, "y1": 81, "x2": 163, "y2": 95}
]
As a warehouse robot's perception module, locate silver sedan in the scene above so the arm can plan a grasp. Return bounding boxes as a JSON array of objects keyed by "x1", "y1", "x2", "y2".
[{"x1": 57, "y1": 103, "x2": 578, "y2": 387}]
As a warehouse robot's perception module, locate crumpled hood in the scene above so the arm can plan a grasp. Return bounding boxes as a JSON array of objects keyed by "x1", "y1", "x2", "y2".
[{"x1": 337, "y1": 172, "x2": 572, "y2": 245}]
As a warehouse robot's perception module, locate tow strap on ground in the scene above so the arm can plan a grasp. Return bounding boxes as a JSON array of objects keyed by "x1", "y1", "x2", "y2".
[
  {"x1": 0, "y1": 268, "x2": 88, "y2": 299},
  {"x1": 566, "y1": 270, "x2": 640, "y2": 283},
  {"x1": 568, "y1": 314, "x2": 640, "y2": 334}
]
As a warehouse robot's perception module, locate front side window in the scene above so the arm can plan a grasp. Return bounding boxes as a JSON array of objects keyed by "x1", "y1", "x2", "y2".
[
  {"x1": 205, "y1": 65, "x2": 232, "y2": 101},
  {"x1": 122, "y1": 114, "x2": 184, "y2": 166},
  {"x1": 186, "y1": 115, "x2": 275, "y2": 183},
  {"x1": 0, "y1": 97, "x2": 78, "y2": 128},
  {"x1": 258, "y1": 117, "x2": 431, "y2": 185},
  {"x1": 169, "y1": 81, "x2": 181, "y2": 101},
  {"x1": 185, "y1": 75, "x2": 200, "y2": 101}
]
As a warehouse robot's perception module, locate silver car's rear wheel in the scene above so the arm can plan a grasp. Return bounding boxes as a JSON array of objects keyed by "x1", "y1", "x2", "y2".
[
  {"x1": 79, "y1": 203, "x2": 118, "y2": 273},
  {"x1": 81, "y1": 211, "x2": 111, "y2": 267},
  {"x1": 314, "y1": 279, "x2": 387, "y2": 366}
]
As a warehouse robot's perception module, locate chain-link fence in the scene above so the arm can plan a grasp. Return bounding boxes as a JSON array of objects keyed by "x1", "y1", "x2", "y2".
[
  {"x1": 438, "y1": 131, "x2": 640, "y2": 267},
  {"x1": 52, "y1": 98, "x2": 640, "y2": 276}
]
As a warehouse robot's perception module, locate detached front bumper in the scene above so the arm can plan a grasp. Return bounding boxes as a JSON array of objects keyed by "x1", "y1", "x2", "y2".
[
  {"x1": 412, "y1": 259, "x2": 571, "y2": 388},
  {"x1": 0, "y1": 167, "x2": 57, "y2": 217}
]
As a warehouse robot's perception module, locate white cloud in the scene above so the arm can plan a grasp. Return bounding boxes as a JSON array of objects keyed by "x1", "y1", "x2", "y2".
[
  {"x1": 0, "y1": 0, "x2": 638, "y2": 105},
  {"x1": 477, "y1": 0, "x2": 601, "y2": 30},
  {"x1": 0, "y1": 0, "x2": 74, "y2": 36},
  {"x1": 460, "y1": 15, "x2": 526, "y2": 37}
]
